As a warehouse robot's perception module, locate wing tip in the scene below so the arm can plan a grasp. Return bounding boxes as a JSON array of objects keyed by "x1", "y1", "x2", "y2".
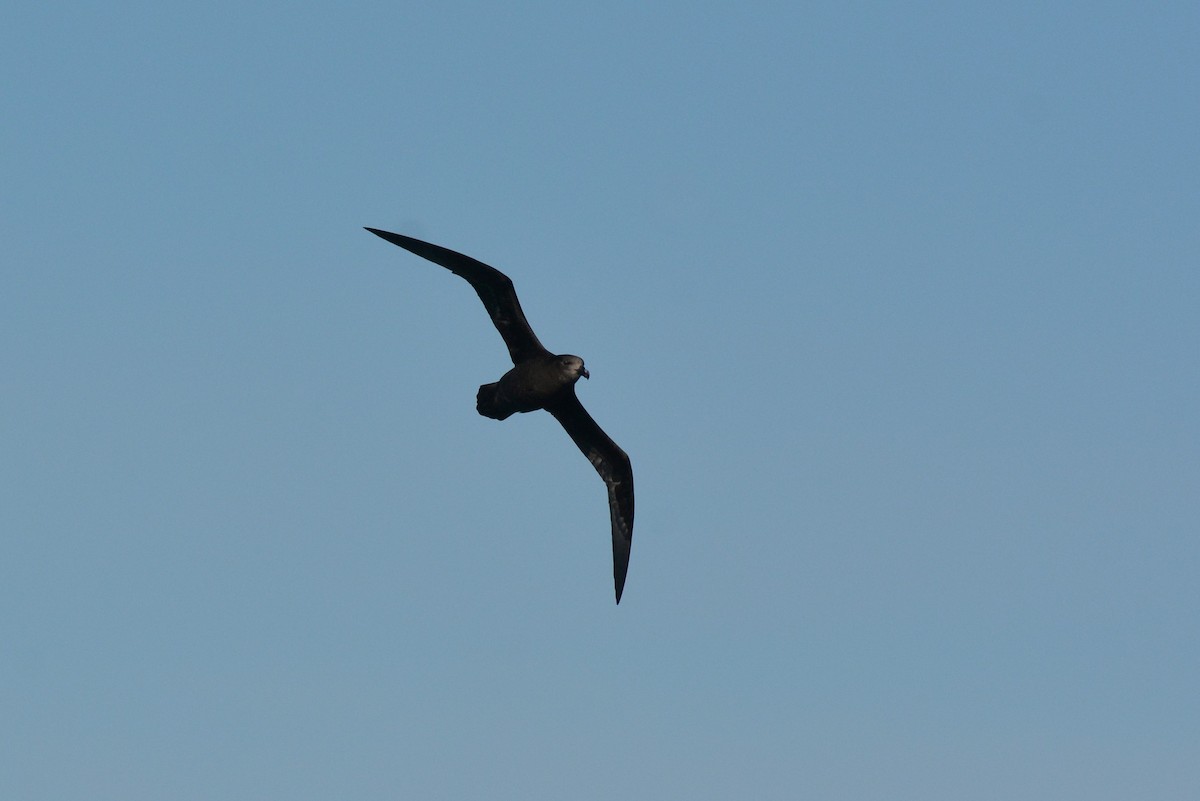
[{"x1": 614, "y1": 561, "x2": 628, "y2": 604}]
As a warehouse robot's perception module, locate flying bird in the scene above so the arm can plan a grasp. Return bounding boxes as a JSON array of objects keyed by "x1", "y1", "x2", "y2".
[{"x1": 365, "y1": 227, "x2": 635, "y2": 603}]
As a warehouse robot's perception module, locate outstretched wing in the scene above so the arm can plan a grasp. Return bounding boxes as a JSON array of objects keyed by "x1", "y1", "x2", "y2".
[
  {"x1": 365, "y1": 228, "x2": 549, "y2": 364},
  {"x1": 546, "y1": 390, "x2": 634, "y2": 604}
]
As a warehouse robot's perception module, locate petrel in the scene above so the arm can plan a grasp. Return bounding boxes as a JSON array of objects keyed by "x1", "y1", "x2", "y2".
[{"x1": 365, "y1": 228, "x2": 634, "y2": 603}]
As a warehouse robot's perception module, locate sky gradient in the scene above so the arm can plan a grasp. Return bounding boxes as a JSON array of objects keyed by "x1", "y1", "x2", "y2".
[{"x1": 3, "y1": 2, "x2": 1198, "y2": 799}]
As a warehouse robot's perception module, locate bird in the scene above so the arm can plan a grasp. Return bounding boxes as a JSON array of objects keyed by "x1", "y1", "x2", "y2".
[{"x1": 365, "y1": 227, "x2": 635, "y2": 603}]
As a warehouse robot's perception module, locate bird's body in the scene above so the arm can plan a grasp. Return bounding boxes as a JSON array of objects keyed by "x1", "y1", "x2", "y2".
[
  {"x1": 365, "y1": 227, "x2": 634, "y2": 603},
  {"x1": 477, "y1": 354, "x2": 589, "y2": 420}
]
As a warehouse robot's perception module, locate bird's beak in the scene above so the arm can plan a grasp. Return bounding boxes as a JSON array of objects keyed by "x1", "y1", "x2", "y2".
[{"x1": 581, "y1": 368, "x2": 590, "y2": 379}]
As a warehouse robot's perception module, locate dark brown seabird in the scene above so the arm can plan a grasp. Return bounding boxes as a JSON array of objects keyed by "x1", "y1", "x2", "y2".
[{"x1": 365, "y1": 228, "x2": 634, "y2": 603}]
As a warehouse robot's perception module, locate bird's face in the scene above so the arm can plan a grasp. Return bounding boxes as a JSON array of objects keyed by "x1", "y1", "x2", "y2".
[{"x1": 559, "y1": 354, "x2": 589, "y2": 381}]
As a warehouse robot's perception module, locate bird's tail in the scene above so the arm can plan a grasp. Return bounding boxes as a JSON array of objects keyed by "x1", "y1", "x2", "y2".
[{"x1": 476, "y1": 382, "x2": 512, "y2": 420}]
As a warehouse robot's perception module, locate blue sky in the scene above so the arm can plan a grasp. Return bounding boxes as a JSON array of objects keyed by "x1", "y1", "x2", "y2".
[{"x1": 3, "y1": 2, "x2": 1197, "y2": 798}]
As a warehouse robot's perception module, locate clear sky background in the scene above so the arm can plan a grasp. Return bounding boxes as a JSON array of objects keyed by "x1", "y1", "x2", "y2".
[{"x1": 3, "y1": 2, "x2": 1197, "y2": 799}]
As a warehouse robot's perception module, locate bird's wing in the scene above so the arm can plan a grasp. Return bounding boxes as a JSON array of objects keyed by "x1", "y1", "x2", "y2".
[
  {"x1": 365, "y1": 228, "x2": 549, "y2": 364},
  {"x1": 546, "y1": 390, "x2": 634, "y2": 604}
]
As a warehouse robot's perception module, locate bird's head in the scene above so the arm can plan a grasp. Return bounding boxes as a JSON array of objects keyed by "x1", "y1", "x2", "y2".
[{"x1": 558, "y1": 354, "x2": 589, "y2": 382}]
